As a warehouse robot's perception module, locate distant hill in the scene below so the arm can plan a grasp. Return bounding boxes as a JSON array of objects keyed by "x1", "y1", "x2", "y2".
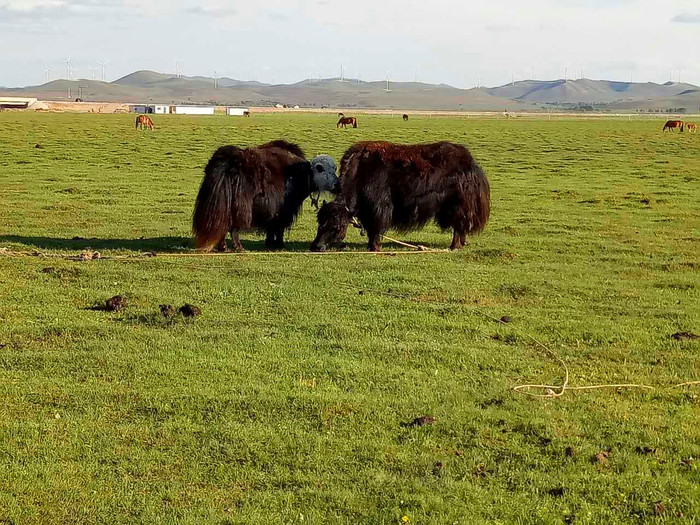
[
  {"x1": 486, "y1": 79, "x2": 700, "y2": 111},
  {"x1": 488, "y1": 78, "x2": 699, "y2": 103},
  {"x1": 607, "y1": 89, "x2": 700, "y2": 112},
  {"x1": 2, "y1": 70, "x2": 699, "y2": 111}
]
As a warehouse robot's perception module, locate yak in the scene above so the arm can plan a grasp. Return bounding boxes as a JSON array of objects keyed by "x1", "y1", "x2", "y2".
[
  {"x1": 193, "y1": 140, "x2": 339, "y2": 252},
  {"x1": 311, "y1": 141, "x2": 490, "y2": 252}
]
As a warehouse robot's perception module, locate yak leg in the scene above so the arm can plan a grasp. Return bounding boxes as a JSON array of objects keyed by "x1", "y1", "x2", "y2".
[
  {"x1": 265, "y1": 232, "x2": 284, "y2": 250},
  {"x1": 366, "y1": 228, "x2": 382, "y2": 252},
  {"x1": 215, "y1": 237, "x2": 228, "y2": 252},
  {"x1": 449, "y1": 230, "x2": 461, "y2": 250},
  {"x1": 449, "y1": 229, "x2": 467, "y2": 250},
  {"x1": 231, "y1": 230, "x2": 244, "y2": 252},
  {"x1": 265, "y1": 226, "x2": 285, "y2": 250}
]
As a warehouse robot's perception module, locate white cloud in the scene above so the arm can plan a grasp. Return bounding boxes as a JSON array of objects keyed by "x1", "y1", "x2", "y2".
[
  {"x1": 0, "y1": 0, "x2": 698, "y2": 87},
  {"x1": 185, "y1": 5, "x2": 236, "y2": 17},
  {"x1": 671, "y1": 13, "x2": 700, "y2": 23}
]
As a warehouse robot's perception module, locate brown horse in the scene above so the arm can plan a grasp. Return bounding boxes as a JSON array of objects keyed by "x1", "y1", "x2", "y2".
[
  {"x1": 193, "y1": 140, "x2": 339, "y2": 252},
  {"x1": 311, "y1": 141, "x2": 490, "y2": 252},
  {"x1": 685, "y1": 123, "x2": 697, "y2": 133},
  {"x1": 337, "y1": 116, "x2": 358, "y2": 128},
  {"x1": 135, "y1": 115, "x2": 155, "y2": 130},
  {"x1": 663, "y1": 120, "x2": 684, "y2": 132},
  {"x1": 402, "y1": 114, "x2": 409, "y2": 121}
]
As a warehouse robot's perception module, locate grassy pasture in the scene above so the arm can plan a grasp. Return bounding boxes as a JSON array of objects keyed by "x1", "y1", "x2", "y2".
[{"x1": 0, "y1": 112, "x2": 699, "y2": 524}]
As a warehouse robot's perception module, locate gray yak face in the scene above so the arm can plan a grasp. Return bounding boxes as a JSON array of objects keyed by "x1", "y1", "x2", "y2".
[{"x1": 310, "y1": 155, "x2": 340, "y2": 194}]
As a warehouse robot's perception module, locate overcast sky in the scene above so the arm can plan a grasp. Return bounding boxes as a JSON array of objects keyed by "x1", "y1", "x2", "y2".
[{"x1": 1, "y1": 0, "x2": 699, "y2": 88}]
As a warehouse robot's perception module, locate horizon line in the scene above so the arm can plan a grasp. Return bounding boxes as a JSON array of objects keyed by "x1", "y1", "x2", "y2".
[{"x1": 5, "y1": 70, "x2": 697, "y2": 91}]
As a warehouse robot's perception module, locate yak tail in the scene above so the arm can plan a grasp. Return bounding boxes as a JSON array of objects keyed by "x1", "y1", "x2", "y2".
[
  {"x1": 135, "y1": 116, "x2": 140, "y2": 129},
  {"x1": 681, "y1": 123, "x2": 684, "y2": 132},
  {"x1": 192, "y1": 146, "x2": 250, "y2": 251},
  {"x1": 353, "y1": 119, "x2": 357, "y2": 128},
  {"x1": 464, "y1": 163, "x2": 491, "y2": 235}
]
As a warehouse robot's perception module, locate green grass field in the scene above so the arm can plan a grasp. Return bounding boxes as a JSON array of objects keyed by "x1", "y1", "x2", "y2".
[{"x1": 0, "y1": 112, "x2": 698, "y2": 524}]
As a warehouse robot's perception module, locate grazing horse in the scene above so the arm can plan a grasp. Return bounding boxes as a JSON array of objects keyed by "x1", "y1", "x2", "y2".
[
  {"x1": 663, "y1": 120, "x2": 684, "y2": 132},
  {"x1": 402, "y1": 114, "x2": 409, "y2": 121},
  {"x1": 337, "y1": 116, "x2": 358, "y2": 128},
  {"x1": 311, "y1": 141, "x2": 490, "y2": 252},
  {"x1": 193, "y1": 140, "x2": 339, "y2": 252},
  {"x1": 685, "y1": 123, "x2": 697, "y2": 133},
  {"x1": 135, "y1": 115, "x2": 155, "y2": 130}
]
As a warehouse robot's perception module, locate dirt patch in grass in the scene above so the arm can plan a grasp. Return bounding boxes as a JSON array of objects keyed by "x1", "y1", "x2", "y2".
[
  {"x1": 401, "y1": 415, "x2": 435, "y2": 428},
  {"x1": 178, "y1": 304, "x2": 202, "y2": 318},
  {"x1": 671, "y1": 332, "x2": 698, "y2": 341},
  {"x1": 88, "y1": 295, "x2": 127, "y2": 312}
]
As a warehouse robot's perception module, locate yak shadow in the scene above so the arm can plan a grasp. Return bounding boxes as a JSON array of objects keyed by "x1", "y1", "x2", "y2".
[
  {"x1": 0, "y1": 235, "x2": 193, "y2": 253},
  {"x1": 0, "y1": 235, "x2": 380, "y2": 253}
]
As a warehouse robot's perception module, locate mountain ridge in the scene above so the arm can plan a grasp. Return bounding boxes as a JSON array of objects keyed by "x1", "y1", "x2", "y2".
[{"x1": 2, "y1": 70, "x2": 698, "y2": 111}]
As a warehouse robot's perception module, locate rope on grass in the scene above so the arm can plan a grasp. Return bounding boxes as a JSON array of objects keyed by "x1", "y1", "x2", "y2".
[
  {"x1": 351, "y1": 286, "x2": 698, "y2": 399},
  {"x1": 348, "y1": 216, "x2": 446, "y2": 253}
]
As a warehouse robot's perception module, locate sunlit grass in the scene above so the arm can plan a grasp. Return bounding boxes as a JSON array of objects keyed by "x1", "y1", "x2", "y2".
[{"x1": 0, "y1": 112, "x2": 698, "y2": 523}]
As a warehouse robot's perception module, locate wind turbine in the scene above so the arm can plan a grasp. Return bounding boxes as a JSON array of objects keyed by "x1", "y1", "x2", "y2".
[
  {"x1": 98, "y1": 61, "x2": 109, "y2": 82},
  {"x1": 43, "y1": 61, "x2": 54, "y2": 83},
  {"x1": 62, "y1": 58, "x2": 74, "y2": 80},
  {"x1": 90, "y1": 66, "x2": 98, "y2": 81}
]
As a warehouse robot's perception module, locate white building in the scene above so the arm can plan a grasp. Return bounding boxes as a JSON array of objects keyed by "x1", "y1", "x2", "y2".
[
  {"x1": 130, "y1": 104, "x2": 172, "y2": 114},
  {"x1": 0, "y1": 97, "x2": 38, "y2": 110},
  {"x1": 130, "y1": 104, "x2": 151, "y2": 114},
  {"x1": 170, "y1": 105, "x2": 215, "y2": 115},
  {"x1": 226, "y1": 107, "x2": 250, "y2": 116}
]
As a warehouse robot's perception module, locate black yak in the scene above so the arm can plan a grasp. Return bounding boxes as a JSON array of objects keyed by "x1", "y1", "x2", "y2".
[
  {"x1": 193, "y1": 140, "x2": 339, "y2": 252},
  {"x1": 311, "y1": 141, "x2": 490, "y2": 252}
]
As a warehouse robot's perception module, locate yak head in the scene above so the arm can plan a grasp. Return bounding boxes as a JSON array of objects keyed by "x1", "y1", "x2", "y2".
[
  {"x1": 310, "y1": 155, "x2": 340, "y2": 195},
  {"x1": 310, "y1": 200, "x2": 352, "y2": 252}
]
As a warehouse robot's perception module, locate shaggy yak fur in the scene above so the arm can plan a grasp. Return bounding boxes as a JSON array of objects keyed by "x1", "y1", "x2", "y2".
[
  {"x1": 193, "y1": 140, "x2": 339, "y2": 252},
  {"x1": 311, "y1": 141, "x2": 490, "y2": 252}
]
